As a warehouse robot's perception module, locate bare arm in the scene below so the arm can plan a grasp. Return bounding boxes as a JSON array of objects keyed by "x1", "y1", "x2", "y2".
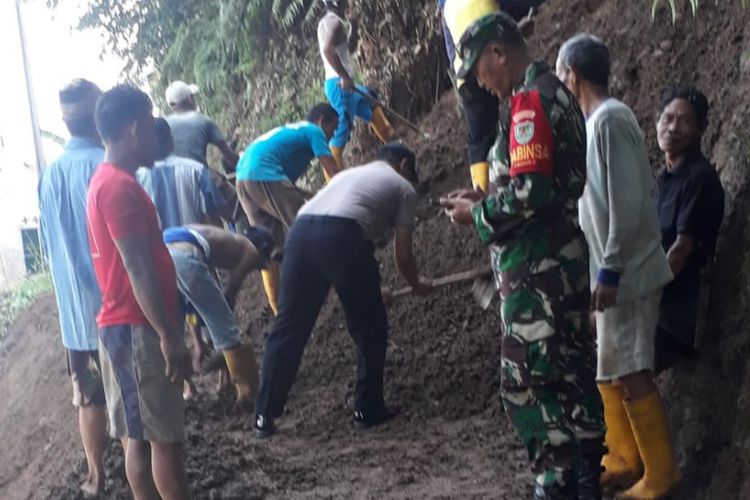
[
  {"x1": 115, "y1": 235, "x2": 186, "y2": 382},
  {"x1": 222, "y1": 238, "x2": 259, "y2": 309},
  {"x1": 666, "y1": 234, "x2": 695, "y2": 277},
  {"x1": 394, "y1": 227, "x2": 431, "y2": 295},
  {"x1": 319, "y1": 155, "x2": 342, "y2": 179},
  {"x1": 215, "y1": 140, "x2": 239, "y2": 172},
  {"x1": 322, "y1": 18, "x2": 352, "y2": 81}
]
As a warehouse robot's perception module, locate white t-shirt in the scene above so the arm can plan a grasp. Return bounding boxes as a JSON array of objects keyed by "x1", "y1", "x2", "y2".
[{"x1": 317, "y1": 12, "x2": 354, "y2": 81}]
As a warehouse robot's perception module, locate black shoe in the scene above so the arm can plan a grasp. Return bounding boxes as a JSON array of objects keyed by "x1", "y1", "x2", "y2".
[
  {"x1": 533, "y1": 482, "x2": 577, "y2": 500},
  {"x1": 353, "y1": 407, "x2": 398, "y2": 430},
  {"x1": 255, "y1": 414, "x2": 275, "y2": 439},
  {"x1": 575, "y1": 453, "x2": 603, "y2": 500}
]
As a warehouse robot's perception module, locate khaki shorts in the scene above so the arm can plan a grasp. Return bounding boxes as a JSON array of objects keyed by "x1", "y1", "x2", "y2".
[
  {"x1": 595, "y1": 290, "x2": 661, "y2": 381},
  {"x1": 236, "y1": 179, "x2": 306, "y2": 253},
  {"x1": 67, "y1": 349, "x2": 106, "y2": 407},
  {"x1": 98, "y1": 324, "x2": 185, "y2": 443}
]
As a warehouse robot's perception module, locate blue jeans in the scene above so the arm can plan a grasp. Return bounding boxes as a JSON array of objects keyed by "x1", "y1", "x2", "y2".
[
  {"x1": 255, "y1": 215, "x2": 388, "y2": 417},
  {"x1": 169, "y1": 248, "x2": 240, "y2": 351},
  {"x1": 324, "y1": 77, "x2": 375, "y2": 148}
]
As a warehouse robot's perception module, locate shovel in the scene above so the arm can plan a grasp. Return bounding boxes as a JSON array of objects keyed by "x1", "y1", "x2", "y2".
[
  {"x1": 390, "y1": 264, "x2": 494, "y2": 307},
  {"x1": 352, "y1": 87, "x2": 433, "y2": 140}
]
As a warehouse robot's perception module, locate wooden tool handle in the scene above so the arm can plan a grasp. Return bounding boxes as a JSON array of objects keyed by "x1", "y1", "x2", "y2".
[{"x1": 390, "y1": 264, "x2": 492, "y2": 298}]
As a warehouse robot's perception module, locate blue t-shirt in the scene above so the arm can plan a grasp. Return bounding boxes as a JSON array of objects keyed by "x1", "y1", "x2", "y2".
[
  {"x1": 236, "y1": 121, "x2": 331, "y2": 182},
  {"x1": 38, "y1": 137, "x2": 104, "y2": 351}
]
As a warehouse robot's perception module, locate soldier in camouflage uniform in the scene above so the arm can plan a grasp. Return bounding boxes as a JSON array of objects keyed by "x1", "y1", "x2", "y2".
[{"x1": 440, "y1": 11, "x2": 605, "y2": 499}]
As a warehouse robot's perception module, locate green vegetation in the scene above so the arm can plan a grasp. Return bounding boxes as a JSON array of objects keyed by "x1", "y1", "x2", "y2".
[
  {"x1": 0, "y1": 272, "x2": 53, "y2": 338},
  {"x1": 46, "y1": 0, "x2": 326, "y2": 144},
  {"x1": 652, "y1": 0, "x2": 747, "y2": 24}
]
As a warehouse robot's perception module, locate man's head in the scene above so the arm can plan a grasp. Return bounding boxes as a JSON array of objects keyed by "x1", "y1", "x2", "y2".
[
  {"x1": 656, "y1": 84, "x2": 709, "y2": 158},
  {"x1": 59, "y1": 79, "x2": 101, "y2": 139},
  {"x1": 154, "y1": 117, "x2": 174, "y2": 161},
  {"x1": 95, "y1": 85, "x2": 157, "y2": 167},
  {"x1": 242, "y1": 225, "x2": 276, "y2": 267},
  {"x1": 556, "y1": 34, "x2": 610, "y2": 99},
  {"x1": 166, "y1": 81, "x2": 199, "y2": 112},
  {"x1": 307, "y1": 103, "x2": 339, "y2": 141},
  {"x1": 456, "y1": 12, "x2": 528, "y2": 99},
  {"x1": 376, "y1": 143, "x2": 418, "y2": 184}
]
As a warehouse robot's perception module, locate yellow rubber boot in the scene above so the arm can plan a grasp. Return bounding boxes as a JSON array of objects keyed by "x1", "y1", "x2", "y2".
[
  {"x1": 620, "y1": 391, "x2": 681, "y2": 499},
  {"x1": 598, "y1": 383, "x2": 642, "y2": 491},
  {"x1": 469, "y1": 161, "x2": 489, "y2": 193},
  {"x1": 223, "y1": 344, "x2": 259, "y2": 402},
  {"x1": 328, "y1": 146, "x2": 344, "y2": 180},
  {"x1": 369, "y1": 106, "x2": 396, "y2": 143},
  {"x1": 260, "y1": 262, "x2": 280, "y2": 316}
]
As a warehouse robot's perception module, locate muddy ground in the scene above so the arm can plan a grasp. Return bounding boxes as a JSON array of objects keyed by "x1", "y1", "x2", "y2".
[{"x1": 2, "y1": 0, "x2": 750, "y2": 498}]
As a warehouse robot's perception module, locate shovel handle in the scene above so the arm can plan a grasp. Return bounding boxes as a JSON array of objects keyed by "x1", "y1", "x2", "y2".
[
  {"x1": 390, "y1": 264, "x2": 492, "y2": 298},
  {"x1": 352, "y1": 88, "x2": 422, "y2": 134}
]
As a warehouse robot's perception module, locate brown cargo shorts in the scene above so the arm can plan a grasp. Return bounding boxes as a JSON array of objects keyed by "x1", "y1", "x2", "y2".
[
  {"x1": 66, "y1": 349, "x2": 106, "y2": 407},
  {"x1": 98, "y1": 324, "x2": 185, "y2": 443},
  {"x1": 236, "y1": 179, "x2": 306, "y2": 253}
]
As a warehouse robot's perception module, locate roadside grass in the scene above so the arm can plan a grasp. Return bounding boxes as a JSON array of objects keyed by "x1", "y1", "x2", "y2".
[{"x1": 0, "y1": 272, "x2": 53, "y2": 339}]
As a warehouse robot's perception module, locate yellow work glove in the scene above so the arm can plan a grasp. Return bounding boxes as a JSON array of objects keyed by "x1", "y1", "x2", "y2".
[{"x1": 470, "y1": 161, "x2": 489, "y2": 193}]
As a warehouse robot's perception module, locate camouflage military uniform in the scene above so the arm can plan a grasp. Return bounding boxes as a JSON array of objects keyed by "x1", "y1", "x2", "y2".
[{"x1": 471, "y1": 61, "x2": 605, "y2": 489}]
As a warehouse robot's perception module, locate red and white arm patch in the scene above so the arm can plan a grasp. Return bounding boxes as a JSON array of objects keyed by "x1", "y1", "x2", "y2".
[{"x1": 509, "y1": 90, "x2": 554, "y2": 177}]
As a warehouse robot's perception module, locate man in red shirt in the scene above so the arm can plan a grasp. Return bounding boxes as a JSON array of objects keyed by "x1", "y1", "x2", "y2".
[{"x1": 87, "y1": 85, "x2": 190, "y2": 499}]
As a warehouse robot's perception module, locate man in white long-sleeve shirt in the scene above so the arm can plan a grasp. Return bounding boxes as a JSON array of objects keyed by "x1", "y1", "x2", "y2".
[{"x1": 557, "y1": 35, "x2": 679, "y2": 500}]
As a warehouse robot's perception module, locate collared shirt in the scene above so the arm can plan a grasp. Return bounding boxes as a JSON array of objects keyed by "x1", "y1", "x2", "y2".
[
  {"x1": 657, "y1": 150, "x2": 724, "y2": 304},
  {"x1": 38, "y1": 136, "x2": 103, "y2": 351},
  {"x1": 236, "y1": 121, "x2": 331, "y2": 183},
  {"x1": 136, "y1": 154, "x2": 226, "y2": 229},
  {"x1": 299, "y1": 161, "x2": 416, "y2": 248},
  {"x1": 472, "y1": 61, "x2": 589, "y2": 292}
]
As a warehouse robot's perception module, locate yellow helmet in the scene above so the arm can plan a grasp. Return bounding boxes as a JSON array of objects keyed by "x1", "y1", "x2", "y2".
[{"x1": 443, "y1": 0, "x2": 500, "y2": 47}]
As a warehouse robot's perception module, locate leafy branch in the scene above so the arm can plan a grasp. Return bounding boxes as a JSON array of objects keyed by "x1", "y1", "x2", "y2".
[{"x1": 652, "y1": 0, "x2": 747, "y2": 24}]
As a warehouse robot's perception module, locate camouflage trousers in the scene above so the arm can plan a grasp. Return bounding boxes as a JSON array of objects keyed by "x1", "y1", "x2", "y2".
[{"x1": 498, "y1": 261, "x2": 605, "y2": 488}]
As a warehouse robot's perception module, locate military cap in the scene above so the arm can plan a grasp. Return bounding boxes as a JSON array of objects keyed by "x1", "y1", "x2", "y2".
[{"x1": 456, "y1": 11, "x2": 525, "y2": 79}]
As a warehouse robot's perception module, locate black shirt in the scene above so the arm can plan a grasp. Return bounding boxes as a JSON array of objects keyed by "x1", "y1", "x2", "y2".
[{"x1": 657, "y1": 150, "x2": 724, "y2": 304}]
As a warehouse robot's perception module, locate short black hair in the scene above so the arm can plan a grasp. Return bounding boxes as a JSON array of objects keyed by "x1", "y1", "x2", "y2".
[
  {"x1": 59, "y1": 79, "x2": 100, "y2": 137},
  {"x1": 658, "y1": 84, "x2": 709, "y2": 130},
  {"x1": 306, "y1": 103, "x2": 338, "y2": 123},
  {"x1": 376, "y1": 142, "x2": 417, "y2": 183},
  {"x1": 95, "y1": 85, "x2": 153, "y2": 143},
  {"x1": 154, "y1": 117, "x2": 173, "y2": 158},
  {"x1": 558, "y1": 34, "x2": 610, "y2": 88},
  {"x1": 59, "y1": 78, "x2": 99, "y2": 104}
]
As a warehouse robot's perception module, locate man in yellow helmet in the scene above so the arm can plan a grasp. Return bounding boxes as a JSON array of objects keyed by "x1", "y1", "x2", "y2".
[{"x1": 440, "y1": 0, "x2": 545, "y2": 193}]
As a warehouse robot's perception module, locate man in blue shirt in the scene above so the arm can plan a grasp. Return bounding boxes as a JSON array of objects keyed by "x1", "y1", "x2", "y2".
[
  {"x1": 38, "y1": 79, "x2": 106, "y2": 497},
  {"x1": 236, "y1": 103, "x2": 340, "y2": 315}
]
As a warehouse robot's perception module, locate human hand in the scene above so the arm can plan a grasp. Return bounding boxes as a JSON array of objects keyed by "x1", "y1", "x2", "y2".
[
  {"x1": 439, "y1": 196, "x2": 476, "y2": 226},
  {"x1": 339, "y1": 76, "x2": 355, "y2": 91},
  {"x1": 161, "y1": 335, "x2": 189, "y2": 384},
  {"x1": 412, "y1": 277, "x2": 433, "y2": 297},
  {"x1": 380, "y1": 286, "x2": 393, "y2": 306},
  {"x1": 444, "y1": 188, "x2": 484, "y2": 203},
  {"x1": 591, "y1": 284, "x2": 617, "y2": 312}
]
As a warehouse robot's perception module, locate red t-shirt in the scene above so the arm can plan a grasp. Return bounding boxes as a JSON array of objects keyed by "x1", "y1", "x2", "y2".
[{"x1": 86, "y1": 162, "x2": 178, "y2": 328}]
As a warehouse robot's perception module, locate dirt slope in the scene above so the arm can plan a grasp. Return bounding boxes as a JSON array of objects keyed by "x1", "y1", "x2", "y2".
[{"x1": 2, "y1": 0, "x2": 750, "y2": 498}]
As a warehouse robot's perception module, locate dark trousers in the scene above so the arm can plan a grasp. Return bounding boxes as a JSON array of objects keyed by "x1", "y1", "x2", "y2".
[
  {"x1": 255, "y1": 215, "x2": 389, "y2": 418},
  {"x1": 458, "y1": 75, "x2": 499, "y2": 165}
]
